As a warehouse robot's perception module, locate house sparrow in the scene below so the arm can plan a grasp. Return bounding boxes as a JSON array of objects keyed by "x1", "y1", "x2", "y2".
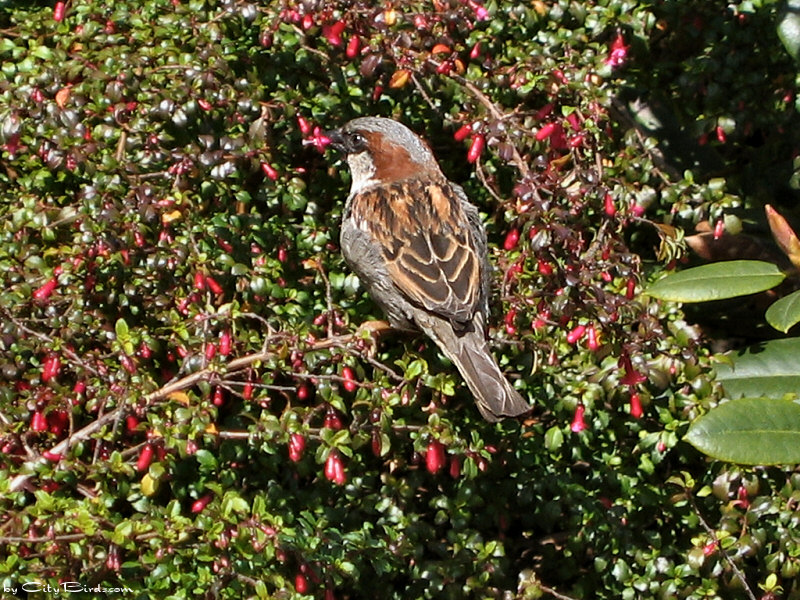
[{"x1": 327, "y1": 117, "x2": 530, "y2": 422}]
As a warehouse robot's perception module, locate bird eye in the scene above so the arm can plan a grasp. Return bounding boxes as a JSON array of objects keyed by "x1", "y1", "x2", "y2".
[{"x1": 349, "y1": 133, "x2": 366, "y2": 151}]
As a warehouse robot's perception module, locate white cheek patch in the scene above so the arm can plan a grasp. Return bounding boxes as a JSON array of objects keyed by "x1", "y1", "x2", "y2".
[{"x1": 346, "y1": 151, "x2": 377, "y2": 196}]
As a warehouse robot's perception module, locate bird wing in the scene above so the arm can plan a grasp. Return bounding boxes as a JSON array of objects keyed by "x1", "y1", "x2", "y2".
[{"x1": 352, "y1": 179, "x2": 484, "y2": 327}]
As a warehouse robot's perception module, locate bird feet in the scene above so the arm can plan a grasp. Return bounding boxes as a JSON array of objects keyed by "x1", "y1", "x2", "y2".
[{"x1": 352, "y1": 319, "x2": 394, "y2": 358}]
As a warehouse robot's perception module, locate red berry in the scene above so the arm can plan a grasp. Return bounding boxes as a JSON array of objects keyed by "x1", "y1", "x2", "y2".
[
  {"x1": 324, "y1": 407, "x2": 344, "y2": 430},
  {"x1": 425, "y1": 440, "x2": 446, "y2": 475},
  {"x1": 537, "y1": 258, "x2": 554, "y2": 275},
  {"x1": 603, "y1": 193, "x2": 616, "y2": 216},
  {"x1": 219, "y1": 330, "x2": 232, "y2": 356},
  {"x1": 193, "y1": 271, "x2": 206, "y2": 290},
  {"x1": 324, "y1": 450, "x2": 346, "y2": 485},
  {"x1": 453, "y1": 124, "x2": 472, "y2": 142},
  {"x1": 341, "y1": 366, "x2": 357, "y2": 393},
  {"x1": 217, "y1": 237, "x2": 233, "y2": 253},
  {"x1": 323, "y1": 20, "x2": 346, "y2": 45},
  {"x1": 191, "y1": 494, "x2": 213, "y2": 513},
  {"x1": 736, "y1": 485, "x2": 750, "y2": 509},
  {"x1": 586, "y1": 324, "x2": 600, "y2": 351},
  {"x1": 288, "y1": 433, "x2": 306, "y2": 462},
  {"x1": 120, "y1": 354, "x2": 136, "y2": 374},
  {"x1": 31, "y1": 410, "x2": 48, "y2": 432},
  {"x1": 204, "y1": 342, "x2": 217, "y2": 361},
  {"x1": 436, "y1": 60, "x2": 453, "y2": 75},
  {"x1": 503, "y1": 228, "x2": 520, "y2": 250},
  {"x1": 346, "y1": 35, "x2": 361, "y2": 58},
  {"x1": 625, "y1": 277, "x2": 636, "y2": 299},
  {"x1": 205, "y1": 276, "x2": 223, "y2": 295},
  {"x1": 713, "y1": 219, "x2": 725, "y2": 240},
  {"x1": 261, "y1": 162, "x2": 278, "y2": 181},
  {"x1": 535, "y1": 122, "x2": 557, "y2": 141},
  {"x1": 449, "y1": 455, "x2": 461, "y2": 479},
  {"x1": 371, "y1": 429, "x2": 382, "y2": 457},
  {"x1": 137, "y1": 443, "x2": 154, "y2": 472},
  {"x1": 469, "y1": 41, "x2": 482, "y2": 59},
  {"x1": 53, "y1": 1, "x2": 66, "y2": 21},
  {"x1": 47, "y1": 409, "x2": 69, "y2": 436},
  {"x1": 535, "y1": 103, "x2": 555, "y2": 120},
  {"x1": 138, "y1": 341, "x2": 152, "y2": 359},
  {"x1": 126, "y1": 415, "x2": 139, "y2": 433},
  {"x1": 566, "y1": 324, "x2": 586, "y2": 345},
  {"x1": 504, "y1": 308, "x2": 517, "y2": 335},
  {"x1": 41, "y1": 354, "x2": 61, "y2": 382},
  {"x1": 629, "y1": 392, "x2": 643, "y2": 418},
  {"x1": 466, "y1": 134, "x2": 485, "y2": 163},
  {"x1": 33, "y1": 277, "x2": 58, "y2": 302},
  {"x1": 212, "y1": 386, "x2": 225, "y2": 407},
  {"x1": 295, "y1": 573, "x2": 309, "y2": 594}
]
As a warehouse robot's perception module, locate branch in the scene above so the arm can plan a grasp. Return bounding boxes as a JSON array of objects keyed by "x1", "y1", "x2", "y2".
[
  {"x1": 689, "y1": 490, "x2": 758, "y2": 600},
  {"x1": 448, "y1": 72, "x2": 532, "y2": 180},
  {"x1": 8, "y1": 331, "x2": 375, "y2": 494}
]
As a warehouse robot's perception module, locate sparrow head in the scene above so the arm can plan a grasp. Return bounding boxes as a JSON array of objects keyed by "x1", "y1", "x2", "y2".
[{"x1": 327, "y1": 117, "x2": 442, "y2": 194}]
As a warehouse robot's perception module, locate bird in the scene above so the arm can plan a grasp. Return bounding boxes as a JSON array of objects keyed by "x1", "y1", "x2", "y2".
[{"x1": 326, "y1": 116, "x2": 530, "y2": 422}]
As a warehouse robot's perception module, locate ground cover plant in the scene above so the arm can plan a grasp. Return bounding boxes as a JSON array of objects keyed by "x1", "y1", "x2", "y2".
[{"x1": 1, "y1": 0, "x2": 799, "y2": 598}]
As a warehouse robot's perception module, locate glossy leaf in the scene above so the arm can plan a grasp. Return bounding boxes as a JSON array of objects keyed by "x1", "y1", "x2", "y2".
[
  {"x1": 685, "y1": 398, "x2": 800, "y2": 465},
  {"x1": 717, "y1": 337, "x2": 800, "y2": 399},
  {"x1": 765, "y1": 289, "x2": 800, "y2": 333},
  {"x1": 778, "y1": 0, "x2": 800, "y2": 61},
  {"x1": 646, "y1": 260, "x2": 785, "y2": 302}
]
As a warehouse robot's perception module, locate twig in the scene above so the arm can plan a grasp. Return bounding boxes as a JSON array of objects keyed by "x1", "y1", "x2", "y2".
[
  {"x1": 448, "y1": 72, "x2": 532, "y2": 180},
  {"x1": 7, "y1": 333, "x2": 369, "y2": 493},
  {"x1": 0, "y1": 533, "x2": 87, "y2": 544},
  {"x1": 689, "y1": 490, "x2": 758, "y2": 600},
  {"x1": 539, "y1": 584, "x2": 580, "y2": 600},
  {"x1": 3, "y1": 309, "x2": 102, "y2": 378}
]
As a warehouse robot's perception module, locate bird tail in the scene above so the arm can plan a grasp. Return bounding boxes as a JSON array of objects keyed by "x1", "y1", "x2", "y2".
[{"x1": 428, "y1": 321, "x2": 530, "y2": 423}]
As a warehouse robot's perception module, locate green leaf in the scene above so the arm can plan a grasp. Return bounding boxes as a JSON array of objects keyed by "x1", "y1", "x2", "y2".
[
  {"x1": 717, "y1": 338, "x2": 800, "y2": 398},
  {"x1": 195, "y1": 449, "x2": 218, "y2": 472},
  {"x1": 115, "y1": 318, "x2": 129, "y2": 339},
  {"x1": 114, "y1": 318, "x2": 135, "y2": 355},
  {"x1": 778, "y1": 0, "x2": 800, "y2": 62},
  {"x1": 31, "y1": 45, "x2": 54, "y2": 61},
  {"x1": 685, "y1": 398, "x2": 800, "y2": 465},
  {"x1": 765, "y1": 289, "x2": 800, "y2": 333},
  {"x1": 646, "y1": 260, "x2": 785, "y2": 302}
]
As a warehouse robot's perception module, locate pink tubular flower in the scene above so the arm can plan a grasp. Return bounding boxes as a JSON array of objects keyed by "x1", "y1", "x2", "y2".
[
  {"x1": 605, "y1": 33, "x2": 629, "y2": 68},
  {"x1": 304, "y1": 126, "x2": 331, "y2": 152},
  {"x1": 629, "y1": 392, "x2": 643, "y2": 418},
  {"x1": 570, "y1": 404, "x2": 587, "y2": 433},
  {"x1": 467, "y1": 0, "x2": 489, "y2": 21},
  {"x1": 323, "y1": 20, "x2": 346, "y2": 46},
  {"x1": 618, "y1": 351, "x2": 646, "y2": 386}
]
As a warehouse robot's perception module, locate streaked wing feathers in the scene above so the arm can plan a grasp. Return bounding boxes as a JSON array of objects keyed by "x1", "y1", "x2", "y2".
[{"x1": 351, "y1": 179, "x2": 482, "y2": 326}]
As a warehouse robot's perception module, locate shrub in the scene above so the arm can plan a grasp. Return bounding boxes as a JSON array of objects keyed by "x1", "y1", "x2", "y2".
[{"x1": 1, "y1": 1, "x2": 798, "y2": 598}]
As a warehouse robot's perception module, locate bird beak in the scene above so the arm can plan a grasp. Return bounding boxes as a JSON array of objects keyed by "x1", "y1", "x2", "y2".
[{"x1": 325, "y1": 129, "x2": 347, "y2": 153}]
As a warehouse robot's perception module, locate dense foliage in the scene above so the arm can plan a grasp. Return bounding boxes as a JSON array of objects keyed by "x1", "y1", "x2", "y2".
[{"x1": 1, "y1": 0, "x2": 799, "y2": 598}]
